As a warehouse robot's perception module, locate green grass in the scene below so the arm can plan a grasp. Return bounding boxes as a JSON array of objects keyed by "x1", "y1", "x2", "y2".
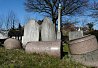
[
  {"x1": 0, "y1": 45, "x2": 90, "y2": 68},
  {"x1": 63, "y1": 43, "x2": 69, "y2": 52}
]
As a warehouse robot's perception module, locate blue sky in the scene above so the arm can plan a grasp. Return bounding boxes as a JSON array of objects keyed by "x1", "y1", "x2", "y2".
[
  {"x1": 0, "y1": 0, "x2": 44, "y2": 25},
  {"x1": 0, "y1": 0, "x2": 98, "y2": 29}
]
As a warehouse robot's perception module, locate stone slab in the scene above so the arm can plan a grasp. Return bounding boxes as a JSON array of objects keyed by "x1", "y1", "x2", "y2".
[
  {"x1": 25, "y1": 40, "x2": 61, "y2": 58},
  {"x1": 71, "y1": 49, "x2": 98, "y2": 67},
  {"x1": 69, "y1": 31, "x2": 83, "y2": 41}
]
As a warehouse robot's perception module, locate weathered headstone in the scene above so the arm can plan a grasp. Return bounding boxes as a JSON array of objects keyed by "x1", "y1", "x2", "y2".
[
  {"x1": 41, "y1": 17, "x2": 56, "y2": 41},
  {"x1": 22, "y1": 19, "x2": 39, "y2": 47},
  {"x1": 69, "y1": 31, "x2": 83, "y2": 40}
]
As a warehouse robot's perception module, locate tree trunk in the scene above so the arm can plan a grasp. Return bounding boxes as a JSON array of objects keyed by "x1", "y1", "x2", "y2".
[{"x1": 52, "y1": 18, "x2": 57, "y2": 32}]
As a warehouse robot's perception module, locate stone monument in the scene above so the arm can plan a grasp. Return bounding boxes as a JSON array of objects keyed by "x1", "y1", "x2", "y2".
[
  {"x1": 41, "y1": 17, "x2": 56, "y2": 41},
  {"x1": 57, "y1": 3, "x2": 62, "y2": 40},
  {"x1": 22, "y1": 19, "x2": 39, "y2": 48},
  {"x1": 69, "y1": 35, "x2": 98, "y2": 68},
  {"x1": 24, "y1": 4, "x2": 62, "y2": 58}
]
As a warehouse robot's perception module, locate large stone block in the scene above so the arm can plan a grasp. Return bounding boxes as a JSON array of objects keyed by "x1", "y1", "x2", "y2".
[
  {"x1": 25, "y1": 40, "x2": 61, "y2": 58},
  {"x1": 4, "y1": 38, "x2": 21, "y2": 49},
  {"x1": 69, "y1": 35, "x2": 98, "y2": 54},
  {"x1": 69, "y1": 35, "x2": 98, "y2": 67},
  {"x1": 22, "y1": 19, "x2": 40, "y2": 47},
  {"x1": 41, "y1": 17, "x2": 56, "y2": 41}
]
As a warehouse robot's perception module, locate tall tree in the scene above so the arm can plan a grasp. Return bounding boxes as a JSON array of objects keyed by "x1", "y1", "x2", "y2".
[
  {"x1": 24, "y1": 0, "x2": 88, "y2": 27},
  {"x1": 89, "y1": 0, "x2": 98, "y2": 18}
]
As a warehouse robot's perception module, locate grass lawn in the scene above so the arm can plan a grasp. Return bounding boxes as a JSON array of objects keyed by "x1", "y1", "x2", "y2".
[{"x1": 0, "y1": 44, "x2": 90, "y2": 68}]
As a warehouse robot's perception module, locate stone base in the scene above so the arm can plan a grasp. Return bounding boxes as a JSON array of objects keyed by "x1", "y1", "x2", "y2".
[
  {"x1": 57, "y1": 32, "x2": 61, "y2": 40},
  {"x1": 71, "y1": 49, "x2": 98, "y2": 67},
  {"x1": 69, "y1": 35, "x2": 98, "y2": 54},
  {"x1": 25, "y1": 40, "x2": 61, "y2": 58}
]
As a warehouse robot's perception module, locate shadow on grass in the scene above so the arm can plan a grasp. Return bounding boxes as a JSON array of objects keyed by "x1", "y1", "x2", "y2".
[
  {"x1": 61, "y1": 51, "x2": 69, "y2": 59},
  {"x1": 0, "y1": 44, "x2": 4, "y2": 47},
  {"x1": 62, "y1": 52, "x2": 68, "y2": 56},
  {"x1": 61, "y1": 44, "x2": 69, "y2": 59}
]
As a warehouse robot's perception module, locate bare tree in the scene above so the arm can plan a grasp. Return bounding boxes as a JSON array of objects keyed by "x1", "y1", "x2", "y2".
[
  {"x1": 89, "y1": 0, "x2": 98, "y2": 18},
  {"x1": 5, "y1": 11, "x2": 20, "y2": 30},
  {"x1": 0, "y1": 15, "x2": 4, "y2": 30},
  {"x1": 84, "y1": 0, "x2": 98, "y2": 28},
  {"x1": 24, "y1": 0, "x2": 88, "y2": 27}
]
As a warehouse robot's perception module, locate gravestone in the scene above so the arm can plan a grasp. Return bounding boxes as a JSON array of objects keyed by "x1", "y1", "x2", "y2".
[
  {"x1": 22, "y1": 19, "x2": 39, "y2": 48},
  {"x1": 69, "y1": 31, "x2": 83, "y2": 40},
  {"x1": 41, "y1": 17, "x2": 56, "y2": 41}
]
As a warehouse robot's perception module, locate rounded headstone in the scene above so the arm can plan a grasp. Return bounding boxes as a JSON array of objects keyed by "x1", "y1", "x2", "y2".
[
  {"x1": 41, "y1": 17, "x2": 56, "y2": 41},
  {"x1": 22, "y1": 19, "x2": 40, "y2": 48},
  {"x1": 4, "y1": 38, "x2": 21, "y2": 49}
]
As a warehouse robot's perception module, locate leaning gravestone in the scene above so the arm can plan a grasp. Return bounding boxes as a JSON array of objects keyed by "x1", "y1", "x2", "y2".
[
  {"x1": 22, "y1": 19, "x2": 39, "y2": 48},
  {"x1": 41, "y1": 17, "x2": 56, "y2": 41},
  {"x1": 69, "y1": 31, "x2": 83, "y2": 41}
]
